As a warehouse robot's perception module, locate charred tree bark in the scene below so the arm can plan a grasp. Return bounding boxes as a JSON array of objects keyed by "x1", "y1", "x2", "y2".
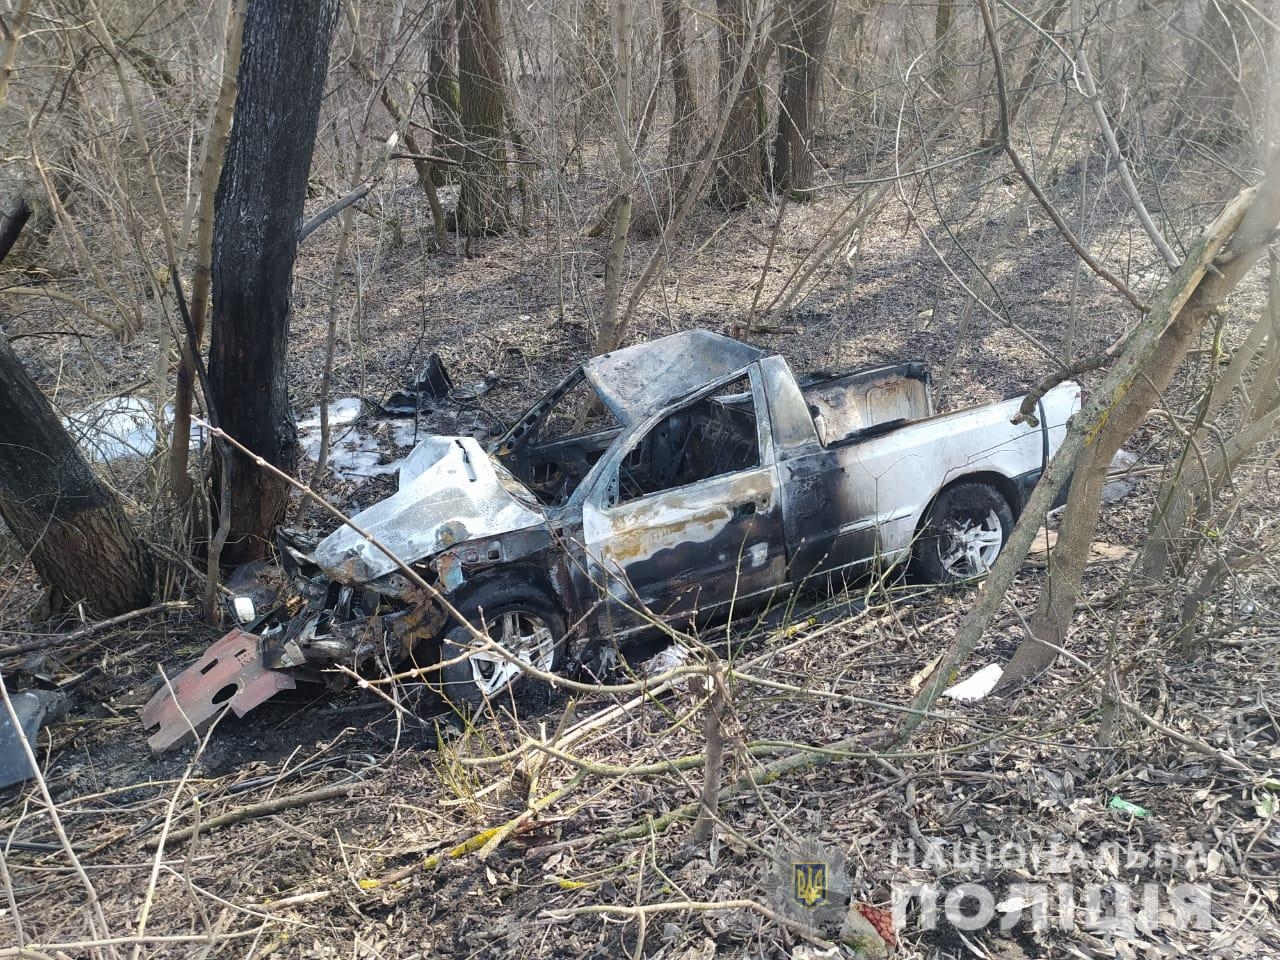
[
  {"x1": 209, "y1": 0, "x2": 339, "y2": 565},
  {"x1": 456, "y1": 0, "x2": 510, "y2": 236},
  {"x1": 713, "y1": 0, "x2": 766, "y2": 209},
  {"x1": 771, "y1": 0, "x2": 833, "y2": 199},
  {"x1": 0, "y1": 200, "x2": 153, "y2": 617}
]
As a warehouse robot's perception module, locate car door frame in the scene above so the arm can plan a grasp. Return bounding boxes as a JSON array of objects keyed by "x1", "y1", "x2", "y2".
[{"x1": 574, "y1": 362, "x2": 790, "y2": 638}]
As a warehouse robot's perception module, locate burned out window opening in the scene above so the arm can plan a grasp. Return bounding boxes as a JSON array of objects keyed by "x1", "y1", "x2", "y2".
[
  {"x1": 493, "y1": 371, "x2": 622, "y2": 507},
  {"x1": 615, "y1": 375, "x2": 761, "y2": 503}
]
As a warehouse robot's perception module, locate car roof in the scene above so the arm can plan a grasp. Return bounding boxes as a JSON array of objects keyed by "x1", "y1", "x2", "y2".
[{"x1": 581, "y1": 330, "x2": 766, "y2": 424}]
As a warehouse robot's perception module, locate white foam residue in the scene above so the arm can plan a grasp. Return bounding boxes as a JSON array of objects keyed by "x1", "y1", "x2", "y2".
[{"x1": 297, "y1": 398, "x2": 418, "y2": 481}]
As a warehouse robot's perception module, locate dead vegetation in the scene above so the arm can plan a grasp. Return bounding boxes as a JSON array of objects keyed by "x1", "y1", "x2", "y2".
[{"x1": 1, "y1": 0, "x2": 1279, "y2": 956}]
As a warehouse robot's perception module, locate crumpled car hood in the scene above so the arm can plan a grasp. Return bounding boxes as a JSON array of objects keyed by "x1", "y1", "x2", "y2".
[{"x1": 314, "y1": 435, "x2": 546, "y2": 584}]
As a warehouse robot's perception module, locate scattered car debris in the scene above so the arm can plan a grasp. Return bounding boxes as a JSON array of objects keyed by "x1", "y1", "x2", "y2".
[
  {"x1": 0, "y1": 688, "x2": 68, "y2": 788},
  {"x1": 941, "y1": 663, "x2": 1003, "y2": 701},
  {"x1": 142, "y1": 330, "x2": 1080, "y2": 751},
  {"x1": 296, "y1": 356, "x2": 500, "y2": 482},
  {"x1": 141, "y1": 629, "x2": 297, "y2": 752},
  {"x1": 1103, "y1": 448, "x2": 1140, "y2": 503},
  {"x1": 380, "y1": 353, "x2": 454, "y2": 413}
]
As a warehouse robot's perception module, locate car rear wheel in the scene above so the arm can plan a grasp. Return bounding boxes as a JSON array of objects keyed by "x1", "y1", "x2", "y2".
[
  {"x1": 438, "y1": 582, "x2": 566, "y2": 712},
  {"x1": 913, "y1": 481, "x2": 1015, "y2": 583}
]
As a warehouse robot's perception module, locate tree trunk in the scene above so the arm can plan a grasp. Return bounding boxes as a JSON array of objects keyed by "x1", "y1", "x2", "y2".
[
  {"x1": 933, "y1": 0, "x2": 955, "y2": 84},
  {"x1": 427, "y1": 0, "x2": 464, "y2": 183},
  {"x1": 982, "y1": 0, "x2": 1066, "y2": 146},
  {"x1": 456, "y1": 0, "x2": 510, "y2": 236},
  {"x1": 171, "y1": 0, "x2": 245, "y2": 504},
  {"x1": 208, "y1": 0, "x2": 339, "y2": 565},
  {"x1": 713, "y1": 0, "x2": 766, "y2": 209},
  {"x1": 0, "y1": 199, "x2": 153, "y2": 617},
  {"x1": 662, "y1": 0, "x2": 696, "y2": 178},
  {"x1": 1000, "y1": 157, "x2": 1280, "y2": 686},
  {"x1": 596, "y1": 0, "x2": 634, "y2": 356},
  {"x1": 771, "y1": 0, "x2": 834, "y2": 199},
  {"x1": 1173, "y1": 0, "x2": 1251, "y2": 144},
  {"x1": 343, "y1": 0, "x2": 448, "y2": 248}
]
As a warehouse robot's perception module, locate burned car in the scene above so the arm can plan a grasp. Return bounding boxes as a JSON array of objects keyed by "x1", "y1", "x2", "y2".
[{"x1": 143, "y1": 330, "x2": 1079, "y2": 750}]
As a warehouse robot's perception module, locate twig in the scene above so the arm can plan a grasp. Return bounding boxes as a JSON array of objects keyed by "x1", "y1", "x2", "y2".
[
  {"x1": 543, "y1": 898, "x2": 836, "y2": 951},
  {"x1": 146, "y1": 784, "x2": 356, "y2": 848},
  {"x1": 975, "y1": 0, "x2": 1147, "y2": 313},
  {"x1": 0, "y1": 601, "x2": 192, "y2": 658},
  {"x1": 298, "y1": 183, "x2": 370, "y2": 244}
]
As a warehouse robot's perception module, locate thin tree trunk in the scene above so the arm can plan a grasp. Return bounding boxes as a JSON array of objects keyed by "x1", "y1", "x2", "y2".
[
  {"x1": 985, "y1": 0, "x2": 1066, "y2": 145},
  {"x1": 596, "y1": 0, "x2": 634, "y2": 356},
  {"x1": 886, "y1": 175, "x2": 1274, "y2": 748},
  {"x1": 170, "y1": 0, "x2": 245, "y2": 503},
  {"x1": 933, "y1": 0, "x2": 955, "y2": 84},
  {"x1": 427, "y1": 0, "x2": 463, "y2": 182},
  {"x1": 343, "y1": 0, "x2": 447, "y2": 248},
  {"x1": 208, "y1": 0, "x2": 340, "y2": 565},
  {"x1": 456, "y1": 0, "x2": 510, "y2": 236},
  {"x1": 771, "y1": 0, "x2": 834, "y2": 199},
  {"x1": 1171, "y1": 0, "x2": 1252, "y2": 143},
  {"x1": 663, "y1": 0, "x2": 696, "y2": 179},
  {"x1": 999, "y1": 158, "x2": 1280, "y2": 687}
]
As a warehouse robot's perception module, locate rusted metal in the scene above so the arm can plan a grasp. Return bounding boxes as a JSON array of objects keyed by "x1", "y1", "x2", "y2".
[{"x1": 141, "y1": 629, "x2": 297, "y2": 752}]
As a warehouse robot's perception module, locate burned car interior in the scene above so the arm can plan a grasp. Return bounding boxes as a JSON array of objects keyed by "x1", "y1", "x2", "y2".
[
  {"x1": 494, "y1": 372, "x2": 621, "y2": 506},
  {"x1": 614, "y1": 377, "x2": 760, "y2": 503}
]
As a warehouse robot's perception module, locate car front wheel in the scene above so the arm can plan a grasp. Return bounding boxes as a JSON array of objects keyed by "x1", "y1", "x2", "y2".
[{"x1": 437, "y1": 582, "x2": 566, "y2": 712}]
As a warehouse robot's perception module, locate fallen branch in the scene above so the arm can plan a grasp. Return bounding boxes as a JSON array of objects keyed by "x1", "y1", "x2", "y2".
[
  {"x1": 543, "y1": 898, "x2": 836, "y2": 951},
  {"x1": 0, "y1": 601, "x2": 193, "y2": 658},
  {"x1": 146, "y1": 783, "x2": 356, "y2": 848}
]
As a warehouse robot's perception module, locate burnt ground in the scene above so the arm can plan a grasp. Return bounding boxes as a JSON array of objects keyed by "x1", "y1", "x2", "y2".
[{"x1": 1, "y1": 127, "x2": 1280, "y2": 958}]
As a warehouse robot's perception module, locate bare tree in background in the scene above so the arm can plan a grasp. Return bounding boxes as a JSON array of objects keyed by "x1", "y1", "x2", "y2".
[
  {"x1": 772, "y1": 0, "x2": 834, "y2": 198},
  {"x1": 713, "y1": 0, "x2": 767, "y2": 208},
  {"x1": 456, "y1": 0, "x2": 511, "y2": 236},
  {"x1": 209, "y1": 0, "x2": 341, "y2": 564},
  {"x1": 427, "y1": 0, "x2": 463, "y2": 180}
]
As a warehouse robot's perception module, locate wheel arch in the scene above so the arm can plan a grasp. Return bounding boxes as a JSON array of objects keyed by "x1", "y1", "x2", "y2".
[
  {"x1": 443, "y1": 561, "x2": 565, "y2": 625},
  {"x1": 914, "y1": 470, "x2": 1021, "y2": 537}
]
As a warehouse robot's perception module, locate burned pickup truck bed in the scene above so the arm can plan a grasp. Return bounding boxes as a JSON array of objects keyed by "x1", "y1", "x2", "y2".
[{"x1": 144, "y1": 331, "x2": 1079, "y2": 750}]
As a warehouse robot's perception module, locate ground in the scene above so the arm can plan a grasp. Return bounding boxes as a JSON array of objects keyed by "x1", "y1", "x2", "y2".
[{"x1": 1, "y1": 124, "x2": 1279, "y2": 958}]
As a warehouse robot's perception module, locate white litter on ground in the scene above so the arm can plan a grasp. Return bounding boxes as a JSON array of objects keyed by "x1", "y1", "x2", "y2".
[
  {"x1": 942, "y1": 663, "x2": 1004, "y2": 701},
  {"x1": 296, "y1": 397, "x2": 419, "y2": 481},
  {"x1": 640, "y1": 641, "x2": 693, "y2": 679}
]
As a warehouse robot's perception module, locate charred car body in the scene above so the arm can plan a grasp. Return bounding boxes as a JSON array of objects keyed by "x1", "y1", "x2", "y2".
[{"x1": 143, "y1": 331, "x2": 1079, "y2": 751}]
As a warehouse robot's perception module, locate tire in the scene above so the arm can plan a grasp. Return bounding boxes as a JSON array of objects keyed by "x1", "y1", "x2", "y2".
[
  {"x1": 437, "y1": 580, "x2": 567, "y2": 713},
  {"x1": 913, "y1": 481, "x2": 1015, "y2": 583}
]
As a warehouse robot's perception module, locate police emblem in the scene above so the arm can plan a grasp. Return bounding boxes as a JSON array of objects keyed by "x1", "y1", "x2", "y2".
[
  {"x1": 766, "y1": 839, "x2": 850, "y2": 935},
  {"x1": 792, "y1": 861, "x2": 828, "y2": 908}
]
